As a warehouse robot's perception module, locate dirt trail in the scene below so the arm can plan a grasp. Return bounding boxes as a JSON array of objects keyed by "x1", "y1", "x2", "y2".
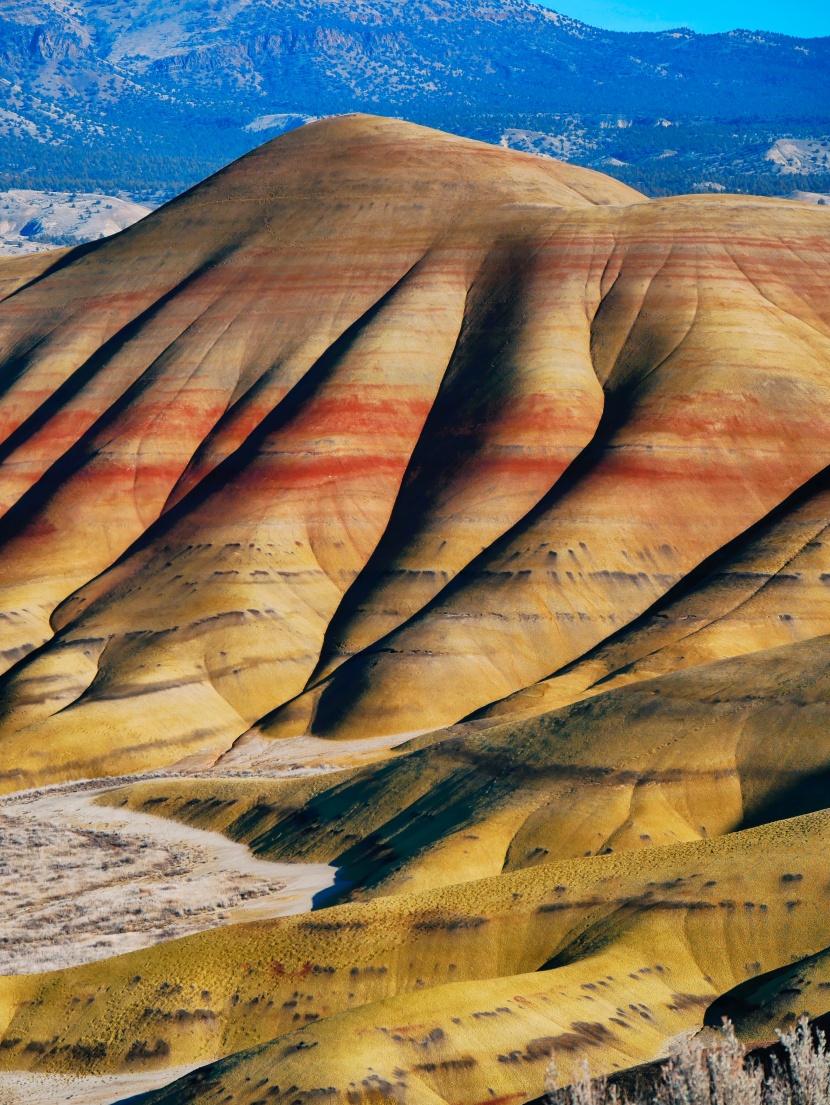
[
  {"x1": 0, "y1": 779, "x2": 334, "y2": 975},
  {"x1": 0, "y1": 1065, "x2": 199, "y2": 1104}
]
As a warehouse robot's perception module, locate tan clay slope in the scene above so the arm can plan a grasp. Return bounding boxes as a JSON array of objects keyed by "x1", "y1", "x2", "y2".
[
  {"x1": 256, "y1": 196, "x2": 830, "y2": 744},
  {"x1": 1, "y1": 810, "x2": 829, "y2": 1088},
  {"x1": 107, "y1": 633, "x2": 830, "y2": 900},
  {"x1": 700, "y1": 946, "x2": 830, "y2": 1047},
  {"x1": 0, "y1": 117, "x2": 640, "y2": 791}
]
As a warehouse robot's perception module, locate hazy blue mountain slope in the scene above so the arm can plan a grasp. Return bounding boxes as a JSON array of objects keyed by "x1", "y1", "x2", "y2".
[{"x1": 1, "y1": 0, "x2": 828, "y2": 199}]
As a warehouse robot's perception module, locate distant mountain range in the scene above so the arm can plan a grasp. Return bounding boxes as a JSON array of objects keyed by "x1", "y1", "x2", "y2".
[{"x1": 1, "y1": 0, "x2": 829, "y2": 200}]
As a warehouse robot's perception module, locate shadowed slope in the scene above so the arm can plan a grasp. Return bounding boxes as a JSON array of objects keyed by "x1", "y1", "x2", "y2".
[
  {"x1": 0, "y1": 247, "x2": 79, "y2": 304},
  {"x1": 301, "y1": 212, "x2": 612, "y2": 684}
]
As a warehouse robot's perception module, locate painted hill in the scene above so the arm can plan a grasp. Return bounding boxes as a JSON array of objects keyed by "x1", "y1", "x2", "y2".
[
  {"x1": 2, "y1": 114, "x2": 830, "y2": 790},
  {"x1": 0, "y1": 113, "x2": 643, "y2": 791},
  {"x1": 1, "y1": 115, "x2": 830, "y2": 1104}
]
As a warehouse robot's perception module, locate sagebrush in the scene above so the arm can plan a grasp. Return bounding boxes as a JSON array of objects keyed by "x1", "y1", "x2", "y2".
[{"x1": 546, "y1": 1018, "x2": 830, "y2": 1105}]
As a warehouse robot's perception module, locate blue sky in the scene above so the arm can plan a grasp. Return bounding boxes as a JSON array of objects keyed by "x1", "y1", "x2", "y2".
[{"x1": 534, "y1": 0, "x2": 830, "y2": 38}]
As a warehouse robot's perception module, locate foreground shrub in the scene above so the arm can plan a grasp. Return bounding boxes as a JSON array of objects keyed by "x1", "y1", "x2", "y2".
[{"x1": 546, "y1": 1018, "x2": 830, "y2": 1105}]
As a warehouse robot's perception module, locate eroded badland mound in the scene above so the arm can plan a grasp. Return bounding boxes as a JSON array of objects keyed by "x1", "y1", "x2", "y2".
[{"x1": 2, "y1": 114, "x2": 830, "y2": 1105}]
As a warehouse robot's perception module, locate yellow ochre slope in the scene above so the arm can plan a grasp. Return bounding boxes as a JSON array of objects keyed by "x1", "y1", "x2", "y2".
[{"x1": 1, "y1": 812, "x2": 829, "y2": 1098}]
